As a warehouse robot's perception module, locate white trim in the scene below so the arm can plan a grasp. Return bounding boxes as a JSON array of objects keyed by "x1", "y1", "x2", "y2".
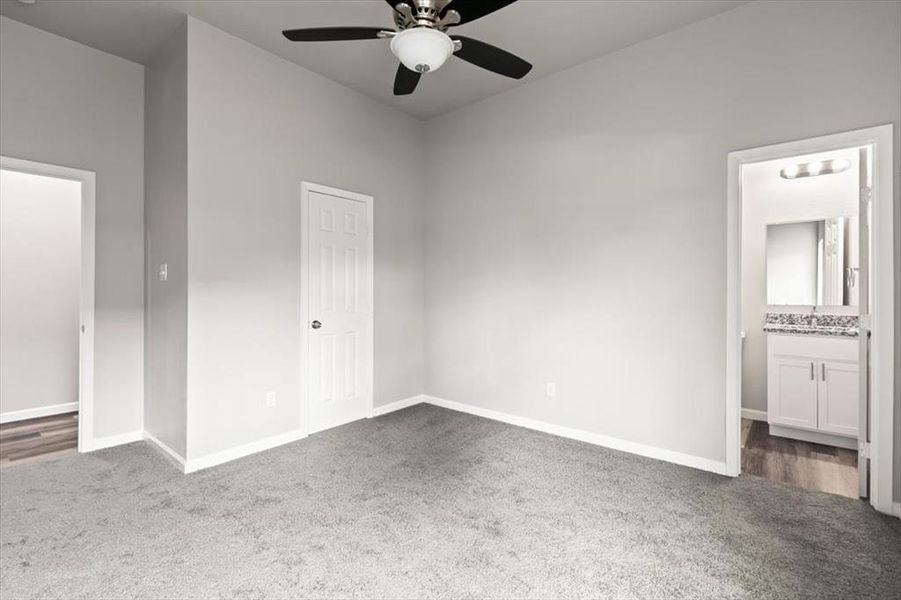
[
  {"x1": 726, "y1": 147, "x2": 742, "y2": 477},
  {"x1": 423, "y1": 396, "x2": 729, "y2": 475},
  {"x1": 91, "y1": 430, "x2": 143, "y2": 451},
  {"x1": 0, "y1": 402, "x2": 78, "y2": 424},
  {"x1": 0, "y1": 156, "x2": 96, "y2": 454},
  {"x1": 893, "y1": 502, "x2": 901, "y2": 520},
  {"x1": 371, "y1": 395, "x2": 425, "y2": 417},
  {"x1": 740, "y1": 408, "x2": 767, "y2": 422},
  {"x1": 726, "y1": 124, "x2": 895, "y2": 515},
  {"x1": 143, "y1": 431, "x2": 187, "y2": 470},
  {"x1": 299, "y1": 182, "x2": 375, "y2": 434},
  {"x1": 183, "y1": 429, "x2": 306, "y2": 473}
]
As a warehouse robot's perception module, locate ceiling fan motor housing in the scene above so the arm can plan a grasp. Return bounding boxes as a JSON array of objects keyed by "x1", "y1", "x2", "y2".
[{"x1": 394, "y1": 0, "x2": 459, "y2": 31}]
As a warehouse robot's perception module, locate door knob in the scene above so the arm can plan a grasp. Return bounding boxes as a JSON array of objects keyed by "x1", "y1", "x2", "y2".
[{"x1": 311, "y1": 320, "x2": 322, "y2": 329}]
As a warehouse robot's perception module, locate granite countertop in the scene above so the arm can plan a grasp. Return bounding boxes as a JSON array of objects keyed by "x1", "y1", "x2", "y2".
[{"x1": 763, "y1": 313, "x2": 859, "y2": 338}]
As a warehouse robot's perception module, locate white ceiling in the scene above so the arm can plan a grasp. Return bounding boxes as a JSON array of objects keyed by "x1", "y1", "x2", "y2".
[{"x1": 0, "y1": 0, "x2": 748, "y2": 120}]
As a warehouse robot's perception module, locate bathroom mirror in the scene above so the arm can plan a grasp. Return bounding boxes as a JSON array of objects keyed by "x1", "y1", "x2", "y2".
[{"x1": 766, "y1": 217, "x2": 859, "y2": 306}]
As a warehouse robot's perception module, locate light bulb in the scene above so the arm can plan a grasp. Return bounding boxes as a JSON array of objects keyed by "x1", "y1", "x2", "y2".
[
  {"x1": 782, "y1": 165, "x2": 799, "y2": 178},
  {"x1": 830, "y1": 159, "x2": 851, "y2": 174}
]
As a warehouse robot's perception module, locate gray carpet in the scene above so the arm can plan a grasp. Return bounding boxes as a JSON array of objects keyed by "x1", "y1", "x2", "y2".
[{"x1": 1, "y1": 404, "x2": 899, "y2": 599}]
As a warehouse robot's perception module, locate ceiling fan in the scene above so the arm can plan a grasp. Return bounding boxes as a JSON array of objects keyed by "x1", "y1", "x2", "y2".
[{"x1": 282, "y1": 0, "x2": 531, "y2": 95}]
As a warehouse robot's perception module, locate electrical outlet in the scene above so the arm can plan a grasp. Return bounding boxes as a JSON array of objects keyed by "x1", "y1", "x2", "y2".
[
  {"x1": 265, "y1": 391, "x2": 277, "y2": 408},
  {"x1": 546, "y1": 382, "x2": 556, "y2": 398},
  {"x1": 158, "y1": 263, "x2": 168, "y2": 281}
]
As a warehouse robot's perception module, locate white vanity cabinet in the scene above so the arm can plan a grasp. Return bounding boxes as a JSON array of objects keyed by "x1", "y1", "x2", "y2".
[{"x1": 767, "y1": 333, "x2": 858, "y2": 448}]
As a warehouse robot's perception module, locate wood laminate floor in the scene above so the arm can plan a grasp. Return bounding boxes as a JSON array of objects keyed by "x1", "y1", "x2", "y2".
[
  {"x1": 740, "y1": 418, "x2": 858, "y2": 498},
  {"x1": 0, "y1": 412, "x2": 78, "y2": 468}
]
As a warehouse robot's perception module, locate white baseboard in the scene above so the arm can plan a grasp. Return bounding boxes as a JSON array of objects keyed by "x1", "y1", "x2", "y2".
[
  {"x1": 741, "y1": 408, "x2": 768, "y2": 421},
  {"x1": 371, "y1": 394, "x2": 425, "y2": 417},
  {"x1": 183, "y1": 429, "x2": 307, "y2": 474},
  {"x1": 0, "y1": 402, "x2": 78, "y2": 424},
  {"x1": 143, "y1": 431, "x2": 187, "y2": 470},
  {"x1": 152, "y1": 393, "x2": 425, "y2": 473},
  {"x1": 422, "y1": 396, "x2": 730, "y2": 476},
  {"x1": 89, "y1": 430, "x2": 143, "y2": 451}
]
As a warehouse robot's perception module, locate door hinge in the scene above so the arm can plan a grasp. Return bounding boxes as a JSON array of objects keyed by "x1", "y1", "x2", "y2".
[{"x1": 858, "y1": 441, "x2": 871, "y2": 459}]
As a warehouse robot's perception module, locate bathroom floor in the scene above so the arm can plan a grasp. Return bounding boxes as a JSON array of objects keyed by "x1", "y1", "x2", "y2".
[
  {"x1": 740, "y1": 418, "x2": 858, "y2": 498},
  {"x1": 0, "y1": 412, "x2": 78, "y2": 468}
]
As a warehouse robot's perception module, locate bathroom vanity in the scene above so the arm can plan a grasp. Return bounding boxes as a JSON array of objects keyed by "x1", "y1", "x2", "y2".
[{"x1": 765, "y1": 313, "x2": 859, "y2": 449}]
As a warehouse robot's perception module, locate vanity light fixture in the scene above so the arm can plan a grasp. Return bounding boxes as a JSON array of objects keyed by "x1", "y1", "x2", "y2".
[{"x1": 780, "y1": 158, "x2": 851, "y2": 179}]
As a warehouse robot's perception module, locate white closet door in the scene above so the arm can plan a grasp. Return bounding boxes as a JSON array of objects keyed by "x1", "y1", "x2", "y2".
[{"x1": 307, "y1": 189, "x2": 373, "y2": 434}]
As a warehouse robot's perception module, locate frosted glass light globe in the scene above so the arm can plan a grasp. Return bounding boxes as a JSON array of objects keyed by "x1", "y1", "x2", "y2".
[
  {"x1": 390, "y1": 28, "x2": 454, "y2": 73},
  {"x1": 782, "y1": 165, "x2": 799, "y2": 178}
]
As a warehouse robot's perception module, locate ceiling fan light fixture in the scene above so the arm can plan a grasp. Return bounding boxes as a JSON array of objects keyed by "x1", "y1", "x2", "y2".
[
  {"x1": 390, "y1": 28, "x2": 454, "y2": 73},
  {"x1": 282, "y1": 0, "x2": 531, "y2": 96}
]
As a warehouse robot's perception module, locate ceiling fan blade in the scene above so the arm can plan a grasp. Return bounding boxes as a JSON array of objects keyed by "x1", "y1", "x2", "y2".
[
  {"x1": 282, "y1": 27, "x2": 387, "y2": 42},
  {"x1": 451, "y1": 36, "x2": 532, "y2": 79},
  {"x1": 443, "y1": 0, "x2": 520, "y2": 25},
  {"x1": 394, "y1": 63, "x2": 421, "y2": 95}
]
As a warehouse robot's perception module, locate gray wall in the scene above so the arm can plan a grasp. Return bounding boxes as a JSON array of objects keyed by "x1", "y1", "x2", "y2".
[
  {"x1": 184, "y1": 18, "x2": 425, "y2": 459},
  {"x1": 144, "y1": 22, "x2": 188, "y2": 457},
  {"x1": 424, "y1": 1, "x2": 900, "y2": 466},
  {"x1": 0, "y1": 16, "x2": 145, "y2": 439},
  {"x1": 0, "y1": 171, "x2": 81, "y2": 416}
]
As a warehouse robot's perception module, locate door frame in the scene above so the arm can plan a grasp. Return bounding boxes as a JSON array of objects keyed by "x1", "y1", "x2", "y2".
[
  {"x1": 0, "y1": 156, "x2": 96, "y2": 453},
  {"x1": 299, "y1": 181, "x2": 375, "y2": 435},
  {"x1": 725, "y1": 125, "x2": 895, "y2": 515}
]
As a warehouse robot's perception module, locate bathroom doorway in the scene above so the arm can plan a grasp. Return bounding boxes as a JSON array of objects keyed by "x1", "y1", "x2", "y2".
[
  {"x1": 0, "y1": 157, "x2": 95, "y2": 464},
  {"x1": 725, "y1": 126, "x2": 895, "y2": 513}
]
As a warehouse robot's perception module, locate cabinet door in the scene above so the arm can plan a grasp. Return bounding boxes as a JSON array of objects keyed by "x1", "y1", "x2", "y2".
[
  {"x1": 817, "y1": 361, "x2": 859, "y2": 437},
  {"x1": 769, "y1": 358, "x2": 818, "y2": 429}
]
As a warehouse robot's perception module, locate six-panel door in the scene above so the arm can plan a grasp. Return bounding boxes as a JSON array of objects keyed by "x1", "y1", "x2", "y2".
[{"x1": 307, "y1": 190, "x2": 372, "y2": 434}]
